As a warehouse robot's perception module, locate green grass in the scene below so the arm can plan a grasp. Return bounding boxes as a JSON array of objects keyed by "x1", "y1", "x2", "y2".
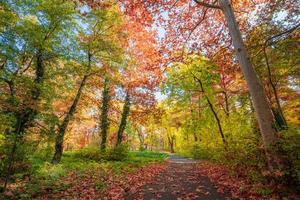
[
  {"x1": 129, "y1": 151, "x2": 168, "y2": 161},
  {"x1": 29, "y1": 150, "x2": 167, "y2": 180},
  {"x1": 9, "y1": 149, "x2": 168, "y2": 198}
]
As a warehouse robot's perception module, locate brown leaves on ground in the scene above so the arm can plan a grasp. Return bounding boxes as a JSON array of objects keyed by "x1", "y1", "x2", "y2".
[
  {"x1": 197, "y1": 161, "x2": 299, "y2": 200},
  {"x1": 103, "y1": 163, "x2": 167, "y2": 199},
  {"x1": 128, "y1": 160, "x2": 226, "y2": 200},
  {"x1": 29, "y1": 163, "x2": 167, "y2": 200}
]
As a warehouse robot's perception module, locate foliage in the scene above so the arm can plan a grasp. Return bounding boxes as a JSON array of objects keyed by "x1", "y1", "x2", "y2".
[
  {"x1": 105, "y1": 144, "x2": 129, "y2": 161},
  {"x1": 275, "y1": 127, "x2": 300, "y2": 189},
  {"x1": 0, "y1": 0, "x2": 299, "y2": 198}
]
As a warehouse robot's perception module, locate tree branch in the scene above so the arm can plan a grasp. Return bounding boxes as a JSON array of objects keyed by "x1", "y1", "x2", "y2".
[
  {"x1": 193, "y1": 0, "x2": 221, "y2": 9},
  {"x1": 265, "y1": 22, "x2": 300, "y2": 46}
]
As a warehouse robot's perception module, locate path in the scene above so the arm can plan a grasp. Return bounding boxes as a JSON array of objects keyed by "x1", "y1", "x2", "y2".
[{"x1": 126, "y1": 155, "x2": 228, "y2": 200}]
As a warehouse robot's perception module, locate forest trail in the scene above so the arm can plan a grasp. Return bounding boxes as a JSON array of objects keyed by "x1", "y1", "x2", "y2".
[{"x1": 126, "y1": 156, "x2": 228, "y2": 200}]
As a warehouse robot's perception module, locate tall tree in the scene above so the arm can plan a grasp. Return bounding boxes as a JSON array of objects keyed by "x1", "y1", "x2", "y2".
[
  {"x1": 100, "y1": 76, "x2": 110, "y2": 150},
  {"x1": 218, "y1": 0, "x2": 277, "y2": 169},
  {"x1": 0, "y1": 0, "x2": 76, "y2": 190},
  {"x1": 116, "y1": 92, "x2": 131, "y2": 146},
  {"x1": 52, "y1": 53, "x2": 91, "y2": 163}
]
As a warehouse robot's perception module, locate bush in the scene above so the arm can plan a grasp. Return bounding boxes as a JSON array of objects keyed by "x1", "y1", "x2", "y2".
[
  {"x1": 72, "y1": 147, "x2": 104, "y2": 161},
  {"x1": 275, "y1": 127, "x2": 300, "y2": 189},
  {"x1": 189, "y1": 143, "x2": 215, "y2": 160},
  {"x1": 0, "y1": 135, "x2": 37, "y2": 180},
  {"x1": 105, "y1": 144, "x2": 129, "y2": 161},
  {"x1": 190, "y1": 144, "x2": 202, "y2": 159}
]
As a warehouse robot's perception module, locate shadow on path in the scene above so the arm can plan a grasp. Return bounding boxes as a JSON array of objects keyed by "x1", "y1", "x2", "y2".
[{"x1": 126, "y1": 155, "x2": 228, "y2": 200}]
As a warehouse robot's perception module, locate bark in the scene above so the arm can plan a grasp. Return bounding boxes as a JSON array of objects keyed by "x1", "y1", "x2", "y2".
[
  {"x1": 192, "y1": 74, "x2": 226, "y2": 145},
  {"x1": 100, "y1": 76, "x2": 110, "y2": 150},
  {"x1": 219, "y1": 0, "x2": 278, "y2": 170},
  {"x1": 52, "y1": 74, "x2": 89, "y2": 163},
  {"x1": 52, "y1": 53, "x2": 91, "y2": 163},
  {"x1": 263, "y1": 45, "x2": 287, "y2": 129},
  {"x1": 116, "y1": 92, "x2": 131, "y2": 146},
  {"x1": 2, "y1": 114, "x2": 22, "y2": 192},
  {"x1": 137, "y1": 126, "x2": 145, "y2": 150},
  {"x1": 32, "y1": 50, "x2": 44, "y2": 99},
  {"x1": 168, "y1": 135, "x2": 175, "y2": 153}
]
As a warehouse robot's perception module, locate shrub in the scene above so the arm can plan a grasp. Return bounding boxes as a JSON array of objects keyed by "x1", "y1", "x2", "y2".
[
  {"x1": 275, "y1": 127, "x2": 300, "y2": 189},
  {"x1": 189, "y1": 143, "x2": 215, "y2": 160},
  {"x1": 72, "y1": 147, "x2": 104, "y2": 162},
  {"x1": 0, "y1": 135, "x2": 37, "y2": 180},
  {"x1": 190, "y1": 144, "x2": 202, "y2": 159},
  {"x1": 105, "y1": 144, "x2": 129, "y2": 161}
]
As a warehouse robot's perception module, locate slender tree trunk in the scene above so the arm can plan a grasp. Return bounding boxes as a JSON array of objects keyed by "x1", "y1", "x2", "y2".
[
  {"x1": 193, "y1": 75, "x2": 226, "y2": 144},
  {"x1": 32, "y1": 50, "x2": 44, "y2": 99},
  {"x1": 263, "y1": 46, "x2": 287, "y2": 128},
  {"x1": 100, "y1": 76, "x2": 110, "y2": 150},
  {"x1": 137, "y1": 126, "x2": 145, "y2": 150},
  {"x1": 116, "y1": 92, "x2": 131, "y2": 146},
  {"x1": 2, "y1": 115, "x2": 22, "y2": 192},
  {"x1": 205, "y1": 95, "x2": 226, "y2": 144},
  {"x1": 52, "y1": 53, "x2": 91, "y2": 163},
  {"x1": 52, "y1": 75, "x2": 88, "y2": 163},
  {"x1": 169, "y1": 137, "x2": 175, "y2": 153},
  {"x1": 219, "y1": 0, "x2": 278, "y2": 170},
  {"x1": 190, "y1": 110, "x2": 198, "y2": 142}
]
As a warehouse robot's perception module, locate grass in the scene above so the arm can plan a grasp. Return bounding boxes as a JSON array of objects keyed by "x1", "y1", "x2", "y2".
[{"x1": 4, "y1": 149, "x2": 168, "y2": 199}]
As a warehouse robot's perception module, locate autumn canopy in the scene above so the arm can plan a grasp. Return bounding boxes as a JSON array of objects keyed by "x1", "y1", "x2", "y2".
[{"x1": 0, "y1": 0, "x2": 299, "y2": 198}]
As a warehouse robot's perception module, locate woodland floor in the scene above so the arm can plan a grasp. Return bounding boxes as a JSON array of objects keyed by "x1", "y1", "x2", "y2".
[
  {"x1": 3, "y1": 153, "x2": 298, "y2": 199},
  {"x1": 126, "y1": 155, "x2": 228, "y2": 200}
]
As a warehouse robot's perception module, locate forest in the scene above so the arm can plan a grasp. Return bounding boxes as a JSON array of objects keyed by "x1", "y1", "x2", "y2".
[{"x1": 0, "y1": 0, "x2": 299, "y2": 199}]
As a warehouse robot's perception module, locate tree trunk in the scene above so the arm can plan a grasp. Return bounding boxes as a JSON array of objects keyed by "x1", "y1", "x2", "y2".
[
  {"x1": 2, "y1": 114, "x2": 22, "y2": 192},
  {"x1": 52, "y1": 74, "x2": 88, "y2": 163},
  {"x1": 137, "y1": 126, "x2": 145, "y2": 150},
  {"x1": 32, "y1": 50, "x2": 44, "y2": 99},
  {"x1": 219, "y1": 0, "x2": 278, "y2": 170},
  {"x1": 263, "y1": 46, "x2": 287, "y2": 129},
  {"x1": 116, "y1": 92, "x2": 131, "y2": 146},
  {"x1": 167, "y1": 135, "x2": 175, "y2": 153},
  {"x1": 193, "y1": 75, "x2": 226, "y2": 144},
  {"x1": 52, "y1": 53, "x2": 91, "y2": 163},
  {"x1": 100, "y1": 76, "x2": 110, "y2": 150}
]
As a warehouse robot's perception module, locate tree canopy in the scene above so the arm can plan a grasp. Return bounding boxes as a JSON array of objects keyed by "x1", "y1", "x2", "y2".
[{"x1": 0, "y1": 0, "x2": 299, "y2": 198}]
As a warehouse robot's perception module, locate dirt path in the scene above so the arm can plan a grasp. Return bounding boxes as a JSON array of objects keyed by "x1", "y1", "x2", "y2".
[{"x1": 126, "y1": 156, "x2": 228, "y2": 200}]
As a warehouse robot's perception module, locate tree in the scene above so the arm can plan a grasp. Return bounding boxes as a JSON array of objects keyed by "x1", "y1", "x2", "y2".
[
  {"x1": 52, "y1": 53, "x2": 91, "y2": 163},
  {"x1": 218, "y1": 0, "x2": 277, "y2": 169},
  {"x1": 100, "y1": 76, "x2": 110, "y2": 150},
  {"x1": 0, "y1": 0, "x2": 76, "y2": 190},
  {"x1": 164, "y1": 55, "x2": 227, "y2": 145},
  {"x1": 50, "y1": 3, "x2": 125, "y2": 159},
  {"x1": 116, "y1": 92, "x2": 131, "y2": 146}
]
